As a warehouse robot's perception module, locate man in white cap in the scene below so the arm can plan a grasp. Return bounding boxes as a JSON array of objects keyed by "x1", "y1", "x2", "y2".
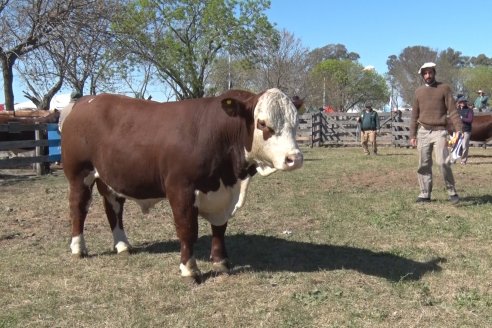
[
  {"x1": 410, "y1": 62, "x2": 463, "y2": 204},
  {"x1": 473, "y1": 89, "x2": 489, "y2": 112}
]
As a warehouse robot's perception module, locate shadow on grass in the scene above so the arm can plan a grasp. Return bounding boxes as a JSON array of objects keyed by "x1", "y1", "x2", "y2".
[
  {"x1": 133, "y1": 233, "x2": 444, "y2": 282},
  {"x1": 381, "y1": 153, "x2": 413, "y2": 157},
  {"x1": 469, "y1": 154, "x2": 492, "y2": 158},
  {"x1": 0, "y1": 172, "x2": 38, "y2": 184},
  {"x1": 465, "y1": 161, "x2": 492, "y2": 165},
  {"x1": 460, "y1": 194, "x2": 492, "y2": 205}
]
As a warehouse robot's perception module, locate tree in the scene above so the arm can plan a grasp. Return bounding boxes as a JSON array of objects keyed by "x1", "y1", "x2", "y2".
[
  {"x1": 387, "y1": 46, "x2": 470, "y2": 106},
  {"x1": 307, "y1": 44, "x2": 360, "y2": 69},
  {"x1": 461, "y1": 66, "x2": 492, "y2": 98},
  {"x1": 17, "y1": 46, "x2": 65, "y2": 110},
  {"x1": 386, "y1": 46, "x2": 438, "y2": 106},
  {"x1": 470, "y1": 54, "x2": 492, "y2": 66},
  {"x1": 0, "y1": 0, "x2": 79, "y2": 110},
  {"x1": 112, "y1": 0, "x2": 276, "y2": 100},
  {"x1": 208, "y1": 29, "x2": 308, "y2": 97},
  {"x1": 206, "y1": 55, "x2": 258, "y2": 95},
  {"x1": 310, "y1": 59, "x2": 389, "y2": 112},
  {"x1": 253, "y1": 29, "x2": 309, "y2": 97}
]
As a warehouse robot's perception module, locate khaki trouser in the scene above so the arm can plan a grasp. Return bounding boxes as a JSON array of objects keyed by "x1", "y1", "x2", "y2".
[
  {"x1": 461, "y1": 131, "x2": 471, "y2": 163},
  {"x1": 361, "y1": 130, "x2": 377, "y2": 154},
  {"x1": 416, "y1": 127, "x2": 457, "y2": 198}
]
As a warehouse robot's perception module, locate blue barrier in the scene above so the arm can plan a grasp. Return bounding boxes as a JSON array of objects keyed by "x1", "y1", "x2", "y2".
[{"x1": 47, "y1": 123, "x2": 61, "y2": 162}]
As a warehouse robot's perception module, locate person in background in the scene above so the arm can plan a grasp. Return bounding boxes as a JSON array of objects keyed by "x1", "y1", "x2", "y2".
[
  {"x1": 474, "y1": 89, "x2": 489, "y2": 112},
  {"x1": 457, "y1": 96, "x2": 473, "y2": 165},
  {"x1": 356, "y1": 103, "x2": 380, "y2": 155},
  {"x1": 409, "y1": 62, "x2": 463, "y2": 204}
]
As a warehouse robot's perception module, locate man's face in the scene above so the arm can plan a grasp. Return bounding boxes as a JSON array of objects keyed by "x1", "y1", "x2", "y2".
[
  {"x1": 421, "y1": 69, "x2": 435, "y2": 84},
  {"x1": 458, "y1": 101, "x2": 467, "y2": 108}
]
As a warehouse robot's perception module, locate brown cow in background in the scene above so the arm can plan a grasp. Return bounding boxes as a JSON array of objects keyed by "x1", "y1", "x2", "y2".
[{"x1": 447, "y1": 113, "x2": 492, "y2": 142}]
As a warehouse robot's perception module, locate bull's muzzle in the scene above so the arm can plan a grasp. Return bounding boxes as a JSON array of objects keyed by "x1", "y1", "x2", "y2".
[{"x1": 284, "y1": 150, "x2": 303, "y2": 170}]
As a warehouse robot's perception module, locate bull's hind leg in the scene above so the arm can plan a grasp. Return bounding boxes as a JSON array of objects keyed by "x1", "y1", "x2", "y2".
[
  {"x1": 68, "y1": 174, "x2": 95, "y2": 257},
  {"x1": 95, "y1": 180, "x2": 131, "y2": 254}
]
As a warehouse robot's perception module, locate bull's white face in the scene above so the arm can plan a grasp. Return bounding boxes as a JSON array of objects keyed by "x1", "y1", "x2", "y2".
[{"x1": 246, "y1": 88, "x2": 303, "y2": 176}]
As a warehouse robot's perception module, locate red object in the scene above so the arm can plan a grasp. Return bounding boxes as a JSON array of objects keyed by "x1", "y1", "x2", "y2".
[
  {"x1": 323, "y1": 105, "x2": 335, "y2": 113},
  {"x1": 0, "y1": 104, "x2": 4, "y2": 111}
]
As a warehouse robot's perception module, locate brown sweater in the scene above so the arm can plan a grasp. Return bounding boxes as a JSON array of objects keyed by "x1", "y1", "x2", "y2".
[{"x1": 410, "y1": 82, "x2": 462, "y2": 138}]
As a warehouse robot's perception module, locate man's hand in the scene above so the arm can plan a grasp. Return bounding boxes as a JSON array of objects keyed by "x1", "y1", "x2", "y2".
[
  {"x1": 410, "y1": 138, "x2": 417, "y2": 147},
  {"x1": 448, "y1": 131, "x2": 461, "y2": 146}
]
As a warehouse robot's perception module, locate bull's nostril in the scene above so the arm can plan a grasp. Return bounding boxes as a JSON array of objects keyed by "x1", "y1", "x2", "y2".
[{"x1": 285, "y1": 153, "x2": 303, "y2": 168}]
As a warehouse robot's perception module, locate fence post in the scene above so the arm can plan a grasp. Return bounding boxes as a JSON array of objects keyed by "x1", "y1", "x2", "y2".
[{"x1": 34, "y1": 126, "x2": 48, "y2": 175}]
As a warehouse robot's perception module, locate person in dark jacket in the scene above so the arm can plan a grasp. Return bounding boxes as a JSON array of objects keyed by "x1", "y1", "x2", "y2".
[
  {"x1": 356, "y1": 103, "x2": 380, "y2": 155},
  {"x1": 457, "y1": 96, "x2": 473, "y2": 165}
]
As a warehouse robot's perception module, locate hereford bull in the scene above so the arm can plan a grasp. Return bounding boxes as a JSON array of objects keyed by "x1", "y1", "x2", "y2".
[{"x1": 61, "y1": 88, "x2": 303, "y2": 282}]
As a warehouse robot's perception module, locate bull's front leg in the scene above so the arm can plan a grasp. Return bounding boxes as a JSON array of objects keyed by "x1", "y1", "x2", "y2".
[
  {"x1": 168, "y1": 189, "x2": 201, "y2": 282},
  {"x1": 210, "y1": 223, "x2": 231, "y2": 274}
]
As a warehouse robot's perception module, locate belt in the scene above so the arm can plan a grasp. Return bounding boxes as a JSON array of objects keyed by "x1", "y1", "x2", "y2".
[{"x1": 419, "y1": 122, "x2": 446, "y2": 131}]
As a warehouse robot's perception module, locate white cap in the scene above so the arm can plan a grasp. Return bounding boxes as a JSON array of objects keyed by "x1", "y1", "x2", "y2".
[{"x1": 418, "y1": 62, "x2": 436, "y2": 74}]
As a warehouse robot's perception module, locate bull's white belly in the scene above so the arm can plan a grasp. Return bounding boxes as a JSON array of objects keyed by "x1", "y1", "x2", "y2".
[
  {"x1": 86, "y1": 168, "x2": 250, "y2": 226},
  {"x1": 194, "y1": 180, "x2": 242, "y2": 226}
]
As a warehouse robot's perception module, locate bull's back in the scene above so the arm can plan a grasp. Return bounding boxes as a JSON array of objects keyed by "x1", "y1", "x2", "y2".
[
  {"x1": 61, "y1": 94, "x2": 215, "y2": 197},
  {"x1": 63, "y1": 95, "x2": 175, "y2": 156}
]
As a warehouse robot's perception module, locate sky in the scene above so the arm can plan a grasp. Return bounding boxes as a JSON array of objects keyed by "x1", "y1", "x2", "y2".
[
  {"x1": 2, "y1": 0, "x2": 492, "y2": 105},
  {"x1": 267, "y1": 0, "x2": 492, "y2": 74}
]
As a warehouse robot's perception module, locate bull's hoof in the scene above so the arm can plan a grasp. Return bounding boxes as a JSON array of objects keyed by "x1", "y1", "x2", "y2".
[
  {"x1": 71, "y1": 251, "x2": 88, "y2": 258},
  {"x1": 118, "y1": 249, "x2": 131, "y2": 257},
  {"x1": 212, "y1": 259, "x2": 231, "y2": 274},
  {"x1": 182, "y1": 274, "x2": 202, "y2": 285}
]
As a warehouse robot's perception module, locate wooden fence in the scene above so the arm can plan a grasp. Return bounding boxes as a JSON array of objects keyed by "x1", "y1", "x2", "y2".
[
  {"x1": 0, "y1": 122, "x2": 61, "y2": 174},
  {"x1": 1, "y1": 112, "x2": 490, "y2": 174},
  {"x1": 296, "y1": 111, "x2": 492, "y2": 148}
]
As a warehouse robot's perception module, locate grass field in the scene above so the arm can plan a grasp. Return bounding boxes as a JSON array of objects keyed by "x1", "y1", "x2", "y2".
[{"x1": 0, "y1": 146, "x2": 491, "y2": 328}]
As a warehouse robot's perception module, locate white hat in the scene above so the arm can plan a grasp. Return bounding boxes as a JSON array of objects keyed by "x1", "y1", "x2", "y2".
[
  {"x1": 477, "y1": 89, "x2": 484, "y2": 93},
  {"x1": 418, "y1": 62, "x2": 436, "y2": 74}
]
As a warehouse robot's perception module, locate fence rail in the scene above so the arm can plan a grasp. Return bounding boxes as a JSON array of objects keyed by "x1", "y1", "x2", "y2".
[
  {"x1": 0, "y1": 123, "x2": 61, "y2": 174},
  {"x1": 1, "y1": 112, "x2": 490, "y2": 174},
  {"x1": 296, "y1": 111, "x2": 492, "y2": 148}
]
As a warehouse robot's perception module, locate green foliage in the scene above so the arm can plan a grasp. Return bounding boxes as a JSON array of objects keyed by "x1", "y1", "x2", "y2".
[
  {"x1": 387, "y1": 46, "x2": 492, "y2": 106},
  {"x1": 311, "y1": 59, "x2": 389, "y2": 111},
  {"x1": 112, "y1": 0, "x2": 275, "y2": 99},
  {"x1": 461, "y1": 65, "x2": 492, "y2": 97}
]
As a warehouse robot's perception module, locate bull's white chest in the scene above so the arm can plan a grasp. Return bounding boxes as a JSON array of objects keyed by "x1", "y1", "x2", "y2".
[{"x1": 194, "y1": 180, "x2": 244, "y2": 226}]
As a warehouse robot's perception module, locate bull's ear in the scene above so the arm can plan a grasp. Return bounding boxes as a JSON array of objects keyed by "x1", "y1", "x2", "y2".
[
  {"x1": 221, "y1": 98, "x2": 245, "y2": 117},
  {"x1": 292, "y1": 96, "x2": 304, "y2": 110}
]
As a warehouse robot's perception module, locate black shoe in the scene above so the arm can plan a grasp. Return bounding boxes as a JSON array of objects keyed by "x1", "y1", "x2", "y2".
[
  {"x1": 449, "y1": 194, "x2": 460, "y2": 204},
  {"x1": 416, "y1": 197, "x2": 431, "y2": 203}
]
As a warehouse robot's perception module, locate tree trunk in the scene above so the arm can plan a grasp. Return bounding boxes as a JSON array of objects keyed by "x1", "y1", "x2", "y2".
[{"x1": 1, "y1": 53, "x2": 16, "y2": 111}]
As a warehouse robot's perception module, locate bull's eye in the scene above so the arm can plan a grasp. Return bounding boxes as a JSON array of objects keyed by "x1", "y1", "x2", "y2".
[
  {"x1": 257, "y1": 120, "x2": 274, "y2": 134},
  {"x1": 257, "y1": 119, "x2": 275, "y2": 140},
  {"x1": 257, "y1": 120, "x2": 267, "y2": 130}
]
